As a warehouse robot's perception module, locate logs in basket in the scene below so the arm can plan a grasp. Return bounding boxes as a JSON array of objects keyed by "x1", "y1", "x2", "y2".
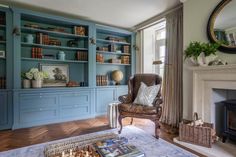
[{"x1": 179, "y1": 112, "x2": 217, "y2": 148}]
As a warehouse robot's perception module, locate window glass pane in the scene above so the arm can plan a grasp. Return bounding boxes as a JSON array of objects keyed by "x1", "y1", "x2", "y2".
[{"x1": 143, "y1": 19, "x2": 166, "y2": 75}]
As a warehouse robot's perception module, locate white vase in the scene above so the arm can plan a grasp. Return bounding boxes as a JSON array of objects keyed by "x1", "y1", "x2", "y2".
[
  {"x1": 22, "y1": 79, "x2": 31, "y2": 88},
  {"x1": 197, "y1": 52, "x2": 217, "y2": 66},
  {"x1": 32, "y1": 80, "x2": 42, "y2": 88}
]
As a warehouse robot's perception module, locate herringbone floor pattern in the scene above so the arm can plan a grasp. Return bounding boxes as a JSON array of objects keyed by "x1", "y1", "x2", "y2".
[{"x1": 0, "y1": 116, "x2": 204, "y2": 156}]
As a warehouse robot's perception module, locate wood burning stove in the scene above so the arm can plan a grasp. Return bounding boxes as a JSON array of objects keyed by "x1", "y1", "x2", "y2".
[{"x1": 222, "y1": 100, "x2": 236, "y2": 143}]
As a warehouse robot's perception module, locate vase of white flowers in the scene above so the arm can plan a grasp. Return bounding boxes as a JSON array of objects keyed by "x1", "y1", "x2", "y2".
[{"x1": 24, "y1": 68, "x2": 48, "y2": 88}]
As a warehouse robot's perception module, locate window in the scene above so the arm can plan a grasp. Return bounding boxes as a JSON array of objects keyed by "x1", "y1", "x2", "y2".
[{"x1": 142, "y1": 20, "x2": 166, "y2": 77}]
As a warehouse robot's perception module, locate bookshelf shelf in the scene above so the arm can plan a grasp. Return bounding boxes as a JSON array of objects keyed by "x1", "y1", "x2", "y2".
[
  {"x1": 21, "y1": 57, "x2": 88, "y2": 64},
  {"x1": 96, "y1": 39, "x2": 131, "y2": 45},
  {"x1": 21, "y1": 42, "x2": 88, "y2": 51},
  {"x1": 21, "y1": 27, "x2": 88, "y2": 39},
  {"x1": 96, "y1": 51, "x2": 131, "y2": 56},
  {"x1": 0, "y1": 41, "x2": 6, "y2": 44},
  {"x1": 96, "y1": 62, "x2": 131, "y2": 66}
]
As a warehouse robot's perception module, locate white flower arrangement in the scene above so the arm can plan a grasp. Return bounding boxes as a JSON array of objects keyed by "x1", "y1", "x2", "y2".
[{"x1": 23, "y1": 68, "x2": 49, "y2": 80}]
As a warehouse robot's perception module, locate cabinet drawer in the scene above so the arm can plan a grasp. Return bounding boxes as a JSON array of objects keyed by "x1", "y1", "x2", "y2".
[
  {"x1": 19, "y1": 93, "x2": 57, "y2": 110},
  {"x1": 60, "y1": 92, "x2": 90, "y2": 106},
  {"x1": 60, "y1": 105, "x2": 89, "y2": 118},
  {"x1": 20, "y1": 107, "x2": 58, "y2": 123}
]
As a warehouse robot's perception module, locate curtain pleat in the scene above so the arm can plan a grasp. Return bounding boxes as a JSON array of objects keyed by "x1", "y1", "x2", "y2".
[{"x1": 161, "y1": 6, "x2": 183, "y2": 127}]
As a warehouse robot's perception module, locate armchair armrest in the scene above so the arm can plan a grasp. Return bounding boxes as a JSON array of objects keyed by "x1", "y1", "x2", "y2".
[{"x1": 118, "y1": 94, "x2": 132, "y2": 103}]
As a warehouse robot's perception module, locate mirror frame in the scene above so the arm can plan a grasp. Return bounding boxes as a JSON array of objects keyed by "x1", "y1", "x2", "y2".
[{"x1": 207, "y1": 0, "x2": 236, "y2": 53}]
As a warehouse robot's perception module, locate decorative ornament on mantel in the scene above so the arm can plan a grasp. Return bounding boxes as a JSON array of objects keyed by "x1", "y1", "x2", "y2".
[{"x1": 184, "y1": 41, "x2": 220, "y2": 66}]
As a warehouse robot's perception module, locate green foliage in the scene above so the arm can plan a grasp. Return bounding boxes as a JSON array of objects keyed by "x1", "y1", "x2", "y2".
[
  {"x1": 185, "y1": 41, "x2": 220, "y2": 59},
  {"x1": 184, "y1": 42, "x2": 202, "y2": 60},
  {"x1": 202, "y1": 42, "x2": 220, "y2": 56}
]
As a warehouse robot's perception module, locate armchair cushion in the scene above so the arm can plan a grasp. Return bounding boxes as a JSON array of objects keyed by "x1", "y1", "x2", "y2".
[
  {"x1": 133, "y1": 82, "x2": 160, "y2": 106},
  {"x1": 119, "y1": 103, "x2": 158, "y2": 114}
]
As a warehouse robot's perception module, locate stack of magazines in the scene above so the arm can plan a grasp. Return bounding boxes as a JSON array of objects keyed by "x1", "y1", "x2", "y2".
[{"x1": 94, "y1": 137, "x2": 145, "y2": 157}]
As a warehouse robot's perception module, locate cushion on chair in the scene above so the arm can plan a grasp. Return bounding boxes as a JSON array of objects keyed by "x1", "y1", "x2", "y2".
[
  {"x1": 119, "y1": 103, "x2": 157, "y2": 114},
  {"x1": 133, "y1": 82, "x2": 160, "y2": 106}
]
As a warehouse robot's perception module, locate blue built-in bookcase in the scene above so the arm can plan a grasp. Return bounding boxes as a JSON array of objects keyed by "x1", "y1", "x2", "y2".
[{"x1": 0, "y1": 6, "x2": 135, "y2": 130}]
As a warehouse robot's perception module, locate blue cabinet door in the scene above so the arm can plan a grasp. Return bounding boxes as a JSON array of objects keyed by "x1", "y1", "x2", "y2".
[
  {"x1": 96, "y1": 88, "x2": 116, "y2": 115},
  {"x1": 59, "y1": 91, "x2": 91, "y2": 119},
  {"x1": 18, "y1": 93, "x2": 58, "y2": 127},
  {"x1": 0, "y1": 92, "x2": 8, "y2": 128}
]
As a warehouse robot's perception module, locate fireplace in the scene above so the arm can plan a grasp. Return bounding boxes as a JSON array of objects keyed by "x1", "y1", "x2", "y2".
[{"x1": 222, "y1": 100, "x2": 236, "y2": 142}]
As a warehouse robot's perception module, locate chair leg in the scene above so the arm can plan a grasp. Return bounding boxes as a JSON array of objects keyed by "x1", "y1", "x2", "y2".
[
  {"x1": 130, "y1": 118, "x2": 133, "y2": 125},
  {"x1": 155, "y1": 120, "x2": 161, "y2": 139},
  {"x1": 118, "y1": 115, "x2": 123, "y2": 134}
]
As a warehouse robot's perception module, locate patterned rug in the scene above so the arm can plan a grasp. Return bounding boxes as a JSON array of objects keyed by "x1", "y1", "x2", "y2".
[{"x1": 0, "y1": 126, "x2": 197, "y2": 157}]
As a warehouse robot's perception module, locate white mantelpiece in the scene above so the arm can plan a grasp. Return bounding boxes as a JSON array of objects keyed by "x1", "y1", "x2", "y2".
[{"x1": 187, "y1": 64, "x2": 236, "y2": 123}]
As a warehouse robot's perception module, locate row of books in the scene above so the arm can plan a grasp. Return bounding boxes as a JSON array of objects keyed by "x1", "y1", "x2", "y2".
[
  {"x1": 36, "y1": 33, "x2": 61, "y2": 46},
  {"x1": 96, "y1": 75, "x2": 108, "y2": 86},
  {"x1": 31, "y1": 47, "x2": 43, "y2": 58},
  {"x1": 77, "y1": 51, "x2": 88, "y2": 61},
  {"x1": 96, "y1": 45, "x2": 130, "y2": 54},
  {"x1": 0, "y1": 77, "x2": 6, "y2": 89},
  {"x1": 94, "y1": 137, "x2": 144, "y2": 157}
]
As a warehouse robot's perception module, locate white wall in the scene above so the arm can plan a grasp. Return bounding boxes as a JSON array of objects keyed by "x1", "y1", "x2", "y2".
[{"x1": 183, "y1": 0, "x2": 236, "y2": 119}]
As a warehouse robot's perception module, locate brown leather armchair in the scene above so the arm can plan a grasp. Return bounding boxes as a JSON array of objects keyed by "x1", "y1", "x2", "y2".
[{"x1": 118, "y1": 74, "x2": 163, "y2": 138}]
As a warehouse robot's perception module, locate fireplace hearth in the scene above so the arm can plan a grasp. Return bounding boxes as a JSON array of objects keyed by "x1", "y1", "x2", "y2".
[{"x1": 222, "y1": 100, "x2": 236, "y2": 143}]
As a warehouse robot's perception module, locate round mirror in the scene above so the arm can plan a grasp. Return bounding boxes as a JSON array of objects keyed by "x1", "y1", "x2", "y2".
[{"x1": 207, "y1": 0, "x2": 236, "y2": 53}]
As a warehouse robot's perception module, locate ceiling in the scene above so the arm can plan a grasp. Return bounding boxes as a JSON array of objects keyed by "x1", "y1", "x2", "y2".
[{"x1": 1, "y1": 0, "x2": 180, "y2": 29}]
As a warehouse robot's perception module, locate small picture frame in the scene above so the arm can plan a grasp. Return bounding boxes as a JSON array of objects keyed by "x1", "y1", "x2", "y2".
[
  {"x1": 0, "y1": 50, "x2": 5, "y2": 58},
  {"x1": 39, "y1": 63, "x2": 69, "y2": 87}
]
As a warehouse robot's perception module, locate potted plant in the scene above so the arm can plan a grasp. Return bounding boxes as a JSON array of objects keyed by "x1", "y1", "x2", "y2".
[
  {"x1": 185, "y1": 41, "x2": 220, "y2": 66},
  {"x1": 201, "y1": 42, "x2": 220, "y2": 65},
  {"x1": 21, "y1": 72, "x2": 31, "y2": 88},
  {"x1": 184, "y1": 41, "x2": 202, "y2": 65},
  {"x1": 23, "y1": 68, "x2": 48, "y2": 88}
]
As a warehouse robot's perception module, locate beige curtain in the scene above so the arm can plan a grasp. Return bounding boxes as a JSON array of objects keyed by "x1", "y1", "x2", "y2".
[{"x1": 161, "y1": 6, "x2": 183, "y2": 127}]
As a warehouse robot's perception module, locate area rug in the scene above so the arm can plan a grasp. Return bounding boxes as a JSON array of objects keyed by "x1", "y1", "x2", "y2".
[
  {"x1": 0, "y1": 126, "x2": 197, "y2": 157},
  {"x1": 174, "y1": 137, "x2": 236, "y2": 157}
]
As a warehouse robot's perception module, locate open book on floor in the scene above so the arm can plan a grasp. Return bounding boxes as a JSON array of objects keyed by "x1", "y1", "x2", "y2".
[{"x1": 94, "y1": 137, "x2": 145, "y2": 157}]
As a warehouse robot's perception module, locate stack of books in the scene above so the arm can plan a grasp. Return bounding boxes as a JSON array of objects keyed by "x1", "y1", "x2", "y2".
[
  {"x1": 122, "y1": 46, "x2": 130, "y2": 54},
  {"x1": 74, "y1": 26, "x2": 86, "y2": 36},
  {"x1": 31, "y1": 47, "x2": 43, "y2": 59},
  {"x1": 0, "y1": 77, "x2": 6, "y2": 89},
  {"x1": 121, "y1": 56, "x2": 130, "y2": 64},
  {"x1": 77, "y1": 51, "x2": 88, "y2": 61},
  {"x1": 94, "y1": 137, "x2": 145, "y2": 157},
  {"x1": 96, "y1": 54, "x2": 104, "y2": 63},
  {"x1": 108, "y1": 58, "x2": 121, "y2": 64},
  {"x1": 96, "y1": 75, "x2": 108, "y2": 86}
]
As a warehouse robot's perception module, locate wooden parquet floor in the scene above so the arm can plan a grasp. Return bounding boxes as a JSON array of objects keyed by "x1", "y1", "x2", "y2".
[{"x1": 0, "y1": 116, "x2": 205, "y2": 156}]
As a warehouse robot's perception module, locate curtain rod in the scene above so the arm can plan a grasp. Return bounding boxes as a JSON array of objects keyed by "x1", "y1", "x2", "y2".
[{"x1": 133, "y1": 4, "x2": 183, "y2": 31}]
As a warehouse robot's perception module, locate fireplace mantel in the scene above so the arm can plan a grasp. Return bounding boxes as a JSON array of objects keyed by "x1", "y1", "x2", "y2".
[{"x1": 186, "y1": 64, "x2": 236, "y2": 124}]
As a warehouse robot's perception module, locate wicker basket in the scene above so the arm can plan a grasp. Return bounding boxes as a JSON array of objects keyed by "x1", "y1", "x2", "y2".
[{"x1": 179, "y1": 113, "x2": 216, "y2": 148}]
